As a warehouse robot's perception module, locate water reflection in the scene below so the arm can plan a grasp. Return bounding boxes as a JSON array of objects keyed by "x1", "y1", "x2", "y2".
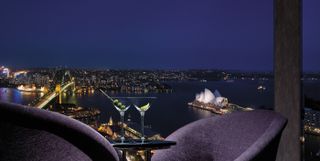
[
  {"x1": 13, "y1": 89, "x2": 22, "y2": 103},
  {"x1": 0, "y1": 88, "x2": 10, "y2": 102},
  {"x1": 0, "y1": 88, "x2": 43, "y2": 105},
  {"x1": 188, "y1": 106, "x2": 214, "y2": 118}
]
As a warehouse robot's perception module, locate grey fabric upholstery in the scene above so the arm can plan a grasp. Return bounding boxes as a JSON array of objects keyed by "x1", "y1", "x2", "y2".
[
  {"x1": 152, "y1": 110, "x2": 287, "y2": 161},
  {"x1": 0, "y1": 101, "x2": 119, "y2": 161}
]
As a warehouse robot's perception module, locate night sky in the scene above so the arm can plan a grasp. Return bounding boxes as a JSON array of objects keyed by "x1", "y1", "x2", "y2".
[{"x1": 0, "y1": 0, "x2": 319, "y2": 71}]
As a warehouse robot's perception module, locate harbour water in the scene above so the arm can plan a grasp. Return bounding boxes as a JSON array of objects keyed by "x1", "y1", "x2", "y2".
[
  {"x1": 62, "y1": 80, "x2": 274, "y2": 136},
  {"x1": 0, "y1": 88, "x2": 43, "y2": 105}
]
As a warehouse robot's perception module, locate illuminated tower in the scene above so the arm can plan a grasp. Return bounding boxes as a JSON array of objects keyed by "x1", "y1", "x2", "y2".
[{"x1": 108, "y1": 117, "x2": 113, "y2": 126}]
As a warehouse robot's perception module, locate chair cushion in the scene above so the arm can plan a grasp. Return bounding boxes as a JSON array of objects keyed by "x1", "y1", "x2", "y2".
[{"x1": 152, "y1": 110, "x2": 287, "y2": 161}]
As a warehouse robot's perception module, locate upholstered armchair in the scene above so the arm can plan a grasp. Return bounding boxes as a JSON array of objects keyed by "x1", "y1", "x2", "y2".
[{"x1": 0, "y1": 101, "x2": 119, "y2": 161}]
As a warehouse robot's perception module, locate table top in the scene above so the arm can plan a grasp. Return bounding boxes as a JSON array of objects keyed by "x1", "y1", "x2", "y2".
[{"x1": 111, "y1": 139, "x2": 176, "y2": 150}]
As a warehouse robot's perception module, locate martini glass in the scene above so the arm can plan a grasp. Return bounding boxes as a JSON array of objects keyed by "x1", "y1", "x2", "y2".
[
  {"x1": 131, "y1": 97, "x2": 157, "y2": 142},
  {"x1": 100, "y1": 89, "x2": 130, "y2": 143}
]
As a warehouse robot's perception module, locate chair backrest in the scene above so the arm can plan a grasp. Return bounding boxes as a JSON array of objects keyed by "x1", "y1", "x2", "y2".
[
  {"x1": 0, "y1": 101, "x2": 119, "y2": 161},
  {"x1": 152, "y1": 110, "x2": 287, "y2": 161}
]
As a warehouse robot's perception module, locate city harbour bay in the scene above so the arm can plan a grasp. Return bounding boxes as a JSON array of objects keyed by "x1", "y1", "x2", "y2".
[
  {"x1": 1, "y1": 80, "x2": 320, "y2": 160},
  {"x1": 0, "y1": 80, "x2": 275, "y2": 136}
]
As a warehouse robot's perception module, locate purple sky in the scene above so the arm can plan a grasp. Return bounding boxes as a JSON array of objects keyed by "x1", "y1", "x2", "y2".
[{"x1": 0, "y1": 0, "x2": 319, "y2": 71}]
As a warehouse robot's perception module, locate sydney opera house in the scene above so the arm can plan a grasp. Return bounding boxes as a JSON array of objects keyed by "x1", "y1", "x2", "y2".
[{"x1": 188, "y1": 88, "x2": 229, "y2": 114}]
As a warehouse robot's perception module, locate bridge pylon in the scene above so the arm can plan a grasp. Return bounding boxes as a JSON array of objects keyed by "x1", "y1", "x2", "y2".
[
  {"x1": 71, "y1": 78, "x2": 76, "y2": 92},
  {"x1": 55, "y1": 84, "x2": 62, "y2": 104}
]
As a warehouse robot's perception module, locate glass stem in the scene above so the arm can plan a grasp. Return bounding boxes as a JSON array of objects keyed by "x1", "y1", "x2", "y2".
[
  {"x1": 120, "y1": 111, "x2": 125, "y2": 143},
  {"x1": 141, "y1": 111, "x2": 145, "y2": 142}
]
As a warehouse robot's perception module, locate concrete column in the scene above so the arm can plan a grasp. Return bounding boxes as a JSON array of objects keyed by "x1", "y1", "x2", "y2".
[{"x1": 274, "y1": 0, "x2": 302, "y2": 161}]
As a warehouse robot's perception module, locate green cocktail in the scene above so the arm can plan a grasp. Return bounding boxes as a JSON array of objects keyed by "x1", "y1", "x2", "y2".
[
  {"x1": 132, "y1": 97, "x2": 157, "y2": 142},
  {"x1": 100, "y1": 89, "x2": 130, "y2": 143}
]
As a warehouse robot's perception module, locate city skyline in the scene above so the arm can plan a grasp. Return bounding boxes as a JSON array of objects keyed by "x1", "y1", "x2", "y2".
[{"x1": 0, "y1": 0, "x2": 319, "y2": 71}]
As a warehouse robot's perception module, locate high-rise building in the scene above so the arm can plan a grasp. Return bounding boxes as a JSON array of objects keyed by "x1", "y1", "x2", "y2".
[{"x1": 0, "y1": 66, "x2": 10, "y2": 78}]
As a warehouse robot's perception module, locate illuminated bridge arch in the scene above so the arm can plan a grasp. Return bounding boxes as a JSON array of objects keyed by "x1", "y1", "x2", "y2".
[
  {"x1": 52, "y1": 69, "x2": 75, "y2": 104},
  {"x1": 34, "y1": 69, "x2": 75, "y2": 108}
]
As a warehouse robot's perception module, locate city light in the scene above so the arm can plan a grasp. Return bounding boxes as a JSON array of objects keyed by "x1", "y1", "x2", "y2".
[{"x1": 17, "y1": 85, "x2": 46, "y2": 92}]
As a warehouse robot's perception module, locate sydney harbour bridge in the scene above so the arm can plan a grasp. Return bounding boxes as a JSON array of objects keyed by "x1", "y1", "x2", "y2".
[{"x1": 32, "y1": 69, "x2": 75, "y2": 109}]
